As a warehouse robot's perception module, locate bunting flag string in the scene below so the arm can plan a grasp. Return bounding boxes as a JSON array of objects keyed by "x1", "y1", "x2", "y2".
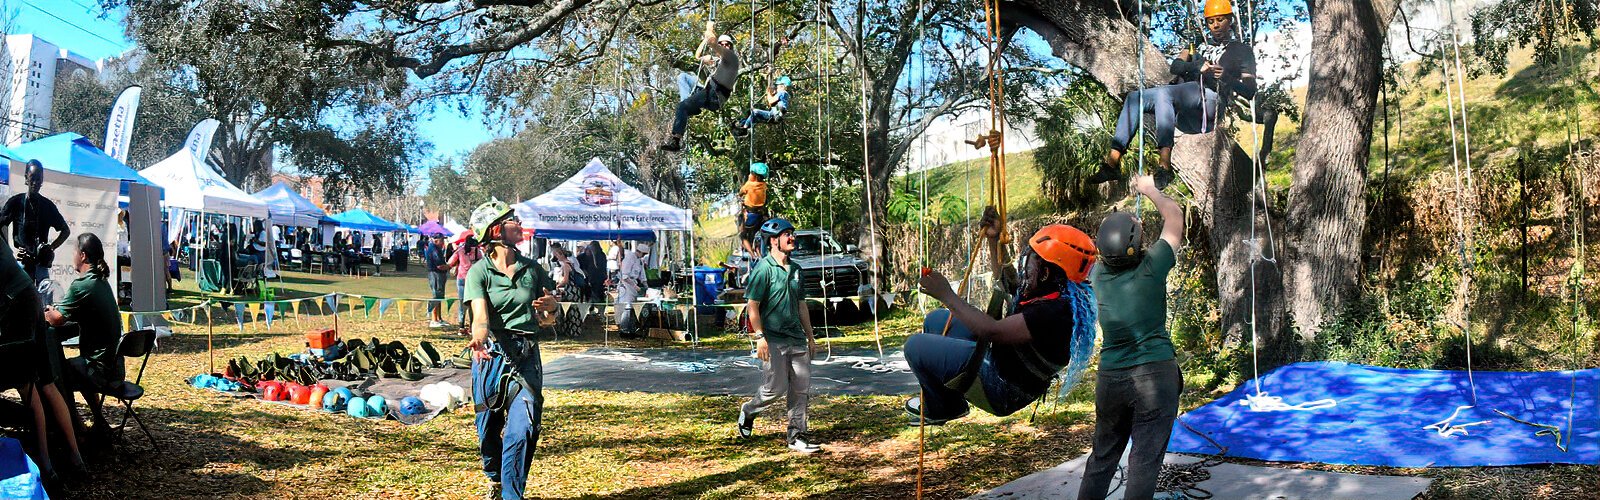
[
  {"x1": 361, "y1": 297, "x2": 376, "y2": 318},
  {"x1": 378, "y1": 299, "x2": 394, "y2": 318},
  {"x1": 264, "y1": 302, "x2": 276, "y2": 329}
]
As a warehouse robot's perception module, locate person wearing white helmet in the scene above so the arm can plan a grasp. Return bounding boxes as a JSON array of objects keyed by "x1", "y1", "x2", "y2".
[
  {"x1": 731, "y1": 75, "x2": 792, "y2": 137},
  {"x1": 609, "y1": 242, "x2": 651, "y2": 337},
  {"x1": 663, "y1": 24, "x2": 742, "y2": 152}
]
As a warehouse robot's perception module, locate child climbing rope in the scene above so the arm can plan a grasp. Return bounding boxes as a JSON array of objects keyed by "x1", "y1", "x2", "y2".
[
  {"x1": 903, "y1": 207, "x2": 1099, "y2": 425},
  {"x1": 731, "y1": 76, "x2": 791, "y2": 137},
  {"x1": 738, "y1": 162, "x2": 770, "y2": 257},
  {"x1": 1078, "y1": 174, "x2": 1187, "y2": 500},
  {"x1": 663, "y1": 23, "x2": 742, "y2": 152},
  {"x1": 1088, "y1": 0, "x2": 1257, "y2": 189}
]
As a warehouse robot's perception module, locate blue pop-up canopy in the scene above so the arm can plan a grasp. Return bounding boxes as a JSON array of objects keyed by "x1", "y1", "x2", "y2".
[
  {"x1": 9, "y1": 133, "x2": 157, "y2": 186},
  {"x1": 328, "y1": 208, "x2": 404, "y2": 232}
]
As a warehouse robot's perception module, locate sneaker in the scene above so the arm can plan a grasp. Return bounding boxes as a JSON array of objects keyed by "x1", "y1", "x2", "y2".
[
  {"x1": 1085, "y1": 162, "x2": 1122, "y2": 184},
  {"x1": 730, "y1": 121, "x2": 749, "y2": 137},
  {"x1": 904, "y1": 397, "x2": 968, "y2": 426},
  {"x1": 736, "y1": 407, "x2": 754, "y2": 438},
  {"x1": 1154, "y1": 168, "x2": 1176, "y2": 190},
  {"x1": 662, "y1": 135, "x2": 683, "y2": 152},
  {"x1": 787, "y1": 434, "x2": 822, "y2": 454}
]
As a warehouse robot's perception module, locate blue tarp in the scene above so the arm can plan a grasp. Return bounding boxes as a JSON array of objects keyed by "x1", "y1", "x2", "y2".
[
  {"x1": 327, "y1": 208, "x2": 403, "y2": 232},
  {"x1": 1168, "y1": 361, "x2": 1599, "y2": 467},
  {"x1": 0, "y1": 437, "x2": 46, "y2": 499},
  {"x1": 9, "y1": 132, "x2": 157, "y2": 186}
]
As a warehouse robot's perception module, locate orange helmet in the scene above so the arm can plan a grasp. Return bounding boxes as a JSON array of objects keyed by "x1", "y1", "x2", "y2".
[
  {"x1": 1204, "y1": 0, "x2": 1233, "y2": 18},
  {"x1": 1028, "y1": 225, "x2": 1097, "y2": 283}
]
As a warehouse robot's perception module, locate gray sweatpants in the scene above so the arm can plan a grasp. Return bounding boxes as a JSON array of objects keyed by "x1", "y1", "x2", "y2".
[{"x1": 741, "y1": 342, "x2": 811, "y2": 442}]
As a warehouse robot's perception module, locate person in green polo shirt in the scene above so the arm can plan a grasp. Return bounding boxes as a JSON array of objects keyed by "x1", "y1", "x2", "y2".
[
  {"x1": 734, "y1": 217, "x2": 822, "y2": 454},
  {"x1": 1078, "y1": 174, "x2": 1186, "y2": 500},
  {"x1": 463, "y1": 200, "x2": 560, "y2": 500},
  {"x1": 45, "y1": 233, "x2": 123, "y2": 440}
]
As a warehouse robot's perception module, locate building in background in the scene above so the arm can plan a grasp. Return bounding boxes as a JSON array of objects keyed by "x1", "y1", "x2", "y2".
[
  {"x1": 2, "y1": 34, "x2": 99, "y2": 145},
  {"x1": 907, "y1": 106, "x2": 1040, "y2": 174}
]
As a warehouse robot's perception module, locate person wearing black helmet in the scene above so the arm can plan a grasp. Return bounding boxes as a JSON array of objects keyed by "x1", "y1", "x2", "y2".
[
  {"x1": 1078, "y1": 174, "x2": 1187, "y2": 500},
  {"x1": 734, "y1": 217, "x2": 822, "y2": 454}
]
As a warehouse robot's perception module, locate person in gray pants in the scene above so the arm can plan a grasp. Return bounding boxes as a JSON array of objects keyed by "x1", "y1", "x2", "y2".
[
  {"x1": 734, "y1": 218, "x2": 821, "y2": 454},
  {"x1": 1078, "y1": 174, "x2": 1187, "y2": 500}
]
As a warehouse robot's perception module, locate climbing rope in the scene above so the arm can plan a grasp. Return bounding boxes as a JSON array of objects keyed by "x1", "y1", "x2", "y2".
[
  {"x1": 853, "y1": 0, "x2": 886, "y2": 363},
  {"x1": 1435, "y1": 0, "x2": 1478, "y2": 405}
]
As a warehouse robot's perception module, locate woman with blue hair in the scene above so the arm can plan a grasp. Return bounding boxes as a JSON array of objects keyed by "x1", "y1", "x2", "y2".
[{"x1": 904, "y1": 207, "x2": 1099, "y2": 425}]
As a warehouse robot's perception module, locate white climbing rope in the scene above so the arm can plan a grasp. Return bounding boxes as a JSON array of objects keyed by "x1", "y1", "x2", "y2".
[
  {"x1": 1423, "y1": 405, "x2": 1490, "y2": 437},
  {"x1": 1238, "y1": 392, "x2": 1336, "y2": 413}
]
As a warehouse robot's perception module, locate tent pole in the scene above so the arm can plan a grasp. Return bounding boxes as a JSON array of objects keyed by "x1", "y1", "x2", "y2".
[{"x1": 688, "y1": 221, "x2": 698, "y2": 348}]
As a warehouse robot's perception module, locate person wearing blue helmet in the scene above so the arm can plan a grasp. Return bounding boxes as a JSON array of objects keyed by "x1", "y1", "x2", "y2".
[
  {"x1": 463, "y1": 200, "x2": 560, "y2": 500},
  {"x1": 731, "y1": 75, "x2": 792, "y2": 137},
  {"x1": 734, "y1": 217, "x2": 822, "y2": 454}
]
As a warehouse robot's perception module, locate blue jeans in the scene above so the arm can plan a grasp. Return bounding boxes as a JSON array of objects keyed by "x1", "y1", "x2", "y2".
[
  {"x1": 740, "y1": 107, "x2": 783, "y2": 128},
  {"x1": 456, "y1": 278, "x2": 468, "y2": 325},
  {"x1": 671, "y1": 74, "x2": 727, "y2": 136},
  {"x1": 1110, "y1": 81, "x2": 1220, "y2": 152},
  {"x1": 473, "y1": 335, "x2": 544, "y2": 500},
  {"x1": 904, "y1": 309, "x2": 1040, "y2": 419},
  {"x1": 427, "y1": 271, "x2": 446, "y2": 316}
]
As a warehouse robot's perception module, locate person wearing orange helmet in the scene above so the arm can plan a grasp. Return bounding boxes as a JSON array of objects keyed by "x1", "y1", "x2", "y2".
[
  {"x1": 904, "y1": 207, "x2": 1099, "y2": 425},
  {"x1": 1077, "y1": 174, "x2": 1187, "y2": 500},
  {"x1": 1089, "y1": 0, "x2": 1257, "y2": 190}
]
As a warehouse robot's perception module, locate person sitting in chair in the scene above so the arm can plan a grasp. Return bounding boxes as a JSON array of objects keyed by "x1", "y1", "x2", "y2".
[
  {"x1": 903, "y1": 208, "x2": 1098, "y2": 426},
  {"x1": 45, "y1": 233, "x2": 123, "y2": 442}
]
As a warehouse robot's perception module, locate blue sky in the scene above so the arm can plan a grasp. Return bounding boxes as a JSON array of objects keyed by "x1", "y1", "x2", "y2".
[{"x1": 11, "y1": 0, "x2": 497, "y2": 176}]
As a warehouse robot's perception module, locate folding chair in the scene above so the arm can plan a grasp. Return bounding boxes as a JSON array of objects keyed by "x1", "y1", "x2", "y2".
[{"x1": 98, "y1": 328, "x2": 158, "y2": 451}]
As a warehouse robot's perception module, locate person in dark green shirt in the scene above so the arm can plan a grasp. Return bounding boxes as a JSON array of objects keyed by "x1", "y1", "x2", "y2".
[
  {"x1": 1078, "y1": 175, "x2": 1186, "y2": 500},
  {"x1": 463, "y1": 201, "x2": 559, "y2": 500},
  {"x1": 0, "y1": 223, "x2": 84, "y2": 483},
  {"x1": 46, "y1": 233, "x2": 124, "y2": 437},
  {"x1": 734, "y1": 217, "x2": 823, "y2": 454}
]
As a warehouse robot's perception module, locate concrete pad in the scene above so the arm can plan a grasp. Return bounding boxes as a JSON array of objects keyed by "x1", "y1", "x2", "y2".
[{"x1": 969, "y1": 452, "x2": 1431, "y2": 500}]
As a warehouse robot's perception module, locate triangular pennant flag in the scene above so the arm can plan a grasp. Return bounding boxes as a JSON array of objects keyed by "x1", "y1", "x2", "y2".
[
  {"x1": 233, "y1": 302, "x2": 246, "y2": 326},
  {"x1": 121, "y1": 312, "x2": 132, "y2": 333},
  {"x1": 378, "y1": 299, "x2": 394, "y2": 317},
  {"x1": 361, "y1": 297, "x2": 376, "y2": 318},
  {"x1": 247, "y1": 302, "x2": 262, "y2": 320},
  {"x1": 445, "y1": 298, "x2": 458, "y2": 315},
  {"x1": 885, "y1": 293, "x2": 898, "y2": 307},
  {"x1": 731, "y1": 303, "x2": 748, "y2": 316},
  {"x1": 631, "y1": 303, "x2": 644, "y2": 318},
  {"x1": 264, "y1": 302, "x2": 276, "y2": 328},
  {"x1": 573, "y1": 302, "x2": 589, "y2": 323},
  {"x1": 290, "y1": 300, "x2": 301, "y2": 316},
  {"x1": 326, "y1": 295, "x2": 339, "y2": 314},
  {"x1": 559, "y1": 302, "x2": 572, "y2": 314}
]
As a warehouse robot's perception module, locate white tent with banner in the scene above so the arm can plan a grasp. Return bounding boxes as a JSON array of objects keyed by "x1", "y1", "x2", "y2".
[
  {"x1": 512, "y1": 157, "x2": 692, "y2": 240},
  {"x1": 141, "y1": 149, "x2": 268, "y2": 218}
]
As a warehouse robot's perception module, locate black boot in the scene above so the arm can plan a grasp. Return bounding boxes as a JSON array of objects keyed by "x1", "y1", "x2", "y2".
[
  {"x1": 1085, "y1": 162, "x2": 1121, "y2": 184},
  {"x1": 1154, "y1": 167, "x2": 1176, "y2": 190},
  {"x1": 663, "y1": 135, "x2": 682, "y2": 152}
]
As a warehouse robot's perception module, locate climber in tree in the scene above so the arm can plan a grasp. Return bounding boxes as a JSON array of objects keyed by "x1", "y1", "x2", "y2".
[
  {"x1": 663, "y1": 22, "x2": 742, "y2": 152},
  {"x1": 1088, "y1": 0, "x2": 1257, "y2": 190},
  {"x1": 731, "y1": 76, "x2": 791, "y2": 137}
]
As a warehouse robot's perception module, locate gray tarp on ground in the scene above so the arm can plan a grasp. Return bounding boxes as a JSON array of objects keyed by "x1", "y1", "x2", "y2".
[
  {"x1": 968, "y1": 451, "x2": 1432, "y2": 500},
  {"x1": 543, "y1": 347, "x2": 918, "y2": 396}
]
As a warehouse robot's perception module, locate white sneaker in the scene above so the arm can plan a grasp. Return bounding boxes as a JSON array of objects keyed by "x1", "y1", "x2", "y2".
[
  {"x1": 428, "y1": 320, "x2": 447, "y2": 328},
  {"x1": 787, "y1": 435, "x2": 821, "y2": 454}
]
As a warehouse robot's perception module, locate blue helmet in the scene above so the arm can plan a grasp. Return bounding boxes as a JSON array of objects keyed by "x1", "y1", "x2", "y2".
[
  {"x1": 775, "y1": 76, "x2": 792, "y2": 87},
  {"x1": 750, "y1": 162, "x2": 769, "y2": 177},
  {"x1": 347, "y1": 396, "x2": 369, "y2": 418},
  {"x1": 322, "y1": 391, "x2": 348, "y2": 412},
  {"x1": 759, "y1": 218, "x2": 794, "y2": 239},
  {"x1": 399, "y1": 396, "x2": 427, "y2": 416},
  {"x1": 367, "y1": 395, "x2": 387, "y2": 417}
]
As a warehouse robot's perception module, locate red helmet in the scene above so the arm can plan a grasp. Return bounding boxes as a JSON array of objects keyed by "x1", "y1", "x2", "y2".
[
  {"x1": 288, "y1": 384, "x2": 312, "y2": 405},
  {"x1": 259, "y1": 381, "x2": 285, "y2": 402},
  {"x1": 308, "y1": 385, "x2": 329, "y2": 409},
  {"x1": 1028, "y1": 225, "x2": 1098, "y2": 283}
]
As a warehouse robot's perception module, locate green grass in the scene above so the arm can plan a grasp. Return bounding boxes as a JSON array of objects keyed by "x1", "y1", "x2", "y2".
[
  {"x1": 51, "y1": 271, "x2": 1594, "y2": 498},
  {"x1": 890, "y1": 153, "x2": 1052, "y2": 222}
]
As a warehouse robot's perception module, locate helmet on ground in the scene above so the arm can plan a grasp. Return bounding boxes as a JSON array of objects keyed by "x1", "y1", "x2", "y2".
[
  {"x1": 470, "y1": 199, "x2": 515, "y2": 246},
  {"x1": 1204, "y1": 0, "x2": 1233, "y2": 17},
  {"x1": 441, "y1": 383, "x2": 466, "y2": 405},
  {"x1": 367, "y1": 395, "x2": 388, "y2": 417},
  {"x1": 332, "y1": 387, "x2": 354, "y2": 402},
  {"x1": 1096, "y1": 211, "x2": 1144, "y2": 270},
  {"x1": 259, "y1": 381, "x2": 285, "y2": 401},
  {"x1": 322, "y1": 390, "x2": 347, "y2": 412},
  {"x1": 347, "y1": 396, "x2": 369, "y2": 418},
  {"x1": 309, "y1": 385, "x2": 329, "y2": 408},
  {"x1": 1028, "y1": 225, "x2": 1098, "y2": 283},
  {"x1": 774, "y1": 76, "x2": 792, "y2": 87},
  {"x1": 759, "y1": 218, "x2": 794, "y2": 238},
  {"x1": 750, "y1": 162, "x2": 769, "y2": 177},
  {"x1": 399, "y1": 396, "x2": 427, "y2": 416},
  {"x1": 717, "y1": 34, "x2": 734, "y2": 45},
  {"x1": 419, "y1": 384, "x2": 451, "y2": 410},
  {"x1": 289, "y1": 384, "x2": 313, "y2": 405}
]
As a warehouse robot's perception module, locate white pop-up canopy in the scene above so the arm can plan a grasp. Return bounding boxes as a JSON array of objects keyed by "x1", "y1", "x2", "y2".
[
  {"x1": 141, "y1": 149, "x2": 269, "y2": 218},
  {"x1": 253, "y1": 181, "x2": 328, "y2": 228},
  {"x1": 513, "y1": 158, "x2": 691, "y2": 240}
]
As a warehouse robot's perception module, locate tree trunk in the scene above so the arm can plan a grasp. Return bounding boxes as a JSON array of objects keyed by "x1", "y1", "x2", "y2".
[
  {"x1": 1003, "y1": 0, "x2": 1295, "y2": 366},
  {"x1": 1284, "y1": 0, "x2": 1399, "y2": 339},
  {"x1": 857, "y1": 87, "x2": 896, "y2": 293}
]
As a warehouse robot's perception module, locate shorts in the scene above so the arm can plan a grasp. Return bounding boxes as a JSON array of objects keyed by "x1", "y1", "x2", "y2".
[{"x1": 739, "y1": 206, "x2": 767, "y2": 241}]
